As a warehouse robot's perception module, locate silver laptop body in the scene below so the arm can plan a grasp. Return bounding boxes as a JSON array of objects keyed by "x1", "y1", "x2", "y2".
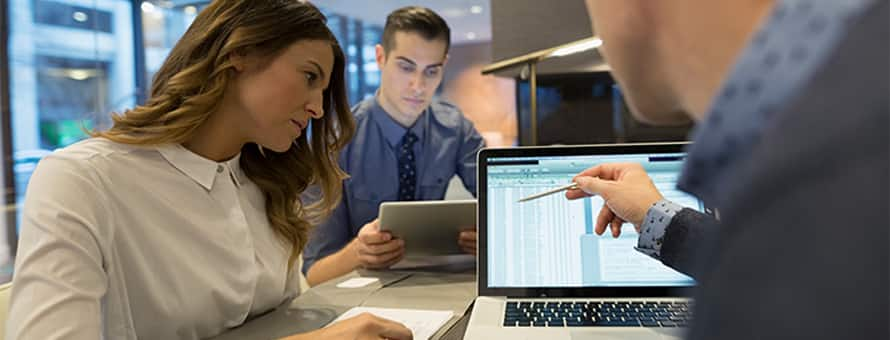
[{"x1": 465, "y1": 143, "x2": 704, "y2": 340}]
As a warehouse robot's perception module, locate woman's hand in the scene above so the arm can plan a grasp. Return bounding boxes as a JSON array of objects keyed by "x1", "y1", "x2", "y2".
[{"x1": 283, "y1": 312, "x2": 412, "y2": 340}]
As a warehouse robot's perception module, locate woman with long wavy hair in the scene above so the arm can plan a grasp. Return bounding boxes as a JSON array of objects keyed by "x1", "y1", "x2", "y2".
[{"x1": 6, "y1": 1, "x2": 411, "y2": 339}]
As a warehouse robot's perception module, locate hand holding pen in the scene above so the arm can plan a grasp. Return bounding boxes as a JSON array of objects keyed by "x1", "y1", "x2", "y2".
[{"x1": 563, "y1": 162, "x2": 666, "y2": 238}]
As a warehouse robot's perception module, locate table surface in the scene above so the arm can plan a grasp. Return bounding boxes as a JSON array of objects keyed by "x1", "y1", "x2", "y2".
[{"x1": 211, "y1": 256, "x2": 478, "y2": 340}]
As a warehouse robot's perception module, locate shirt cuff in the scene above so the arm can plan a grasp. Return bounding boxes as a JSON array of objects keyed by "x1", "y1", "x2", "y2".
[{"x1": 634, "y1": 199, "x2": 684, "y2": 260}]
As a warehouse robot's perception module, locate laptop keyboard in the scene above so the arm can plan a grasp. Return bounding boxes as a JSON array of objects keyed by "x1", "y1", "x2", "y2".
[{"x1": 503, "y1": 300, "x2": 692, "y2": 327}]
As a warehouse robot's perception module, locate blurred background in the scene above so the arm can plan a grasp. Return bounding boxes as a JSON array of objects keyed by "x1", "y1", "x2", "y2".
[{"x1": 0, "y1": 0, "x2": 691, "y2": 284}]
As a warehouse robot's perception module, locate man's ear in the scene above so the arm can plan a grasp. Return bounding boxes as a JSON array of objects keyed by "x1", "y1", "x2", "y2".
[{"x1": 375, "y1": 44, "x2": 386, "y2": 68}]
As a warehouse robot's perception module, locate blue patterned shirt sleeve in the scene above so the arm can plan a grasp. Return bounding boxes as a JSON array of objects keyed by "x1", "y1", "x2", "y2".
[{"x1": 634, "y1": 199, "x2": 684, "y2": 259}]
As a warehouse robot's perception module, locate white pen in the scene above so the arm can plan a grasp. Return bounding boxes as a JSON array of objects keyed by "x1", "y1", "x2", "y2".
[{"x1": 517, "y1": 182, "x2": 580, "y2": 203}]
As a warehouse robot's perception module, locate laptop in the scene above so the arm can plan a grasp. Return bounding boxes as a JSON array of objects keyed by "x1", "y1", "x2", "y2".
[{"x1": 464, "y1": 142, "x2": 705, "y2": 340}]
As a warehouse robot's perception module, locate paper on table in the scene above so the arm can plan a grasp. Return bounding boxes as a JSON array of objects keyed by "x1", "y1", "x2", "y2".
[
  {"x1": 335, "y1": 277, "x2": 380, "y2": 288},
  {"x1": 330, "y1": 306, "x2": 454, "y2": 340}
]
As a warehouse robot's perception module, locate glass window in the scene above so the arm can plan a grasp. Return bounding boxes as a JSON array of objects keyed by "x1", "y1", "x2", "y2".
[
  {"x1": 139, "y1": 3, "x2": 382, "y2": 106},
  {"x1": 5, "y1": 0, "x2": 137, "y2": 277},
  {"x1": 33, "y1": 0, "x2": 115, "y2": 33},
  {"x1": 361, "y1": 24, "x2": 382, "y2": 98},
  {"x1": 321, "y1": 10, "x2": 384, "y2": 106},
  {"x1": 140, "y1": 1, "x2": 202, "y2": 86}
]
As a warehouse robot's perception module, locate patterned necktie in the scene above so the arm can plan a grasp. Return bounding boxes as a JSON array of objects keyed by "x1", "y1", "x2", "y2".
[{"x1": 397, "y1": 132, "x2": 418, "y2": 201}]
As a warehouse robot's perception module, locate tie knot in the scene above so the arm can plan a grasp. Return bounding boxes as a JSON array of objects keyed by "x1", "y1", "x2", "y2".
[{"x1": 401, "y1": 132, "x2": 418, "y2": 147}]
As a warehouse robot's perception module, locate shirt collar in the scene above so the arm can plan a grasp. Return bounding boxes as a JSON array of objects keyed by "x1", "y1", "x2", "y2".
[
  {"x1": 369, "y1": 95, "x2": 426, "y2": 149},
  {"x1": 156, "y1": 144, "x2": 242, "y2": 191},
  {"x1": 228, "y1": 154, "x2": 245, "y2": 187},
  {"x1": 677, "y1": 0, "x2": 873, "y2": 206}
]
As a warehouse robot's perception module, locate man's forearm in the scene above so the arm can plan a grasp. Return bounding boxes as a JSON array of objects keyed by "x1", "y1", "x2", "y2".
[{"x1": 305, "y1": 240, "x2": 360, "y2": 286}]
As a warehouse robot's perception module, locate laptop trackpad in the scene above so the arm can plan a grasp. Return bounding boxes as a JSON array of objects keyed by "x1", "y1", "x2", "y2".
[{"x1": 570, "y1": 328, "x2": 686, "y2": 340}]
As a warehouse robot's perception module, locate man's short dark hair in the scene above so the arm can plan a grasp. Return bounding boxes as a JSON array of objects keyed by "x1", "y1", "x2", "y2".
[{"x1": 382, "y1": 6, "x2": 451, "y2": 54}]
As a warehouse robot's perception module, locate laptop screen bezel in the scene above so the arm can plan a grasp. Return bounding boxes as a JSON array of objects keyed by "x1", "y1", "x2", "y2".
[{"x1": 477, "y1": 142, "x2": 701, "y2": 298}]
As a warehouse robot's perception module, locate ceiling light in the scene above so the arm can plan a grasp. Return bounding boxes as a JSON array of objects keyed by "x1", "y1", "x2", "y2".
[
  {"x1": 140, "y1": 2, "x2": 155, "y2": 13},
  {"x1": 67, "y1": 70, "x2": 91, "y2": 81},
  {"x1": 184, "y1": 6, "x2": 197, "y2": 15},
  {"x1": 549, "y1": 37, "x2": 603, "y2": 58},
  {"x1": 470, "y1": 5, "x2": 483, "y2": 14},
  {"x1": 466, "y1": 32, "x2": 477, "y2": 40},
  {"x1": 72, "y1": 11, "x2": 88, "y2": 22},
  {"x1": 439, "y1": 8, "x2": 465, "y2": 17}
]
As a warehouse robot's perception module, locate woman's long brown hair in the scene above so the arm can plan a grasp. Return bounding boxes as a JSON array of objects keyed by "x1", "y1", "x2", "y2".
[{"x1": 92, "y1": 0, "x2": 355, "y2": 272}]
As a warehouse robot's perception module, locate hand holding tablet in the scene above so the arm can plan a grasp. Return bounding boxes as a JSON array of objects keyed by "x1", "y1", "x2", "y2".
[{"x1": 378, "y1": 200, "x2": 477, "y2": 257}]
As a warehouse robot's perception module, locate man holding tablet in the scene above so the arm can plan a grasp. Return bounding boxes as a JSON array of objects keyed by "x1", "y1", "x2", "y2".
[{"x1": 302, "y1": 6, "x2": 484, "y2": 286}]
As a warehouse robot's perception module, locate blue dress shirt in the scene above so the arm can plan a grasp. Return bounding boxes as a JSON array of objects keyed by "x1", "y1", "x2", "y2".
[{"x1": 302, "y1": 96, "x2": 485, "y2": 274}]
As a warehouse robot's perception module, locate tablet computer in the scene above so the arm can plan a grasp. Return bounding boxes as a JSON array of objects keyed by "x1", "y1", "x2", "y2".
[{"x1": 378, "y1": 199, "x2": 477, "y2": 256}]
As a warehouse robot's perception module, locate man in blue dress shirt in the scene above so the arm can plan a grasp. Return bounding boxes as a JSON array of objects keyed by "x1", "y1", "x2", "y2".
[{"x1": 302, "y1": 6, "x2": 485, "y2": 285}]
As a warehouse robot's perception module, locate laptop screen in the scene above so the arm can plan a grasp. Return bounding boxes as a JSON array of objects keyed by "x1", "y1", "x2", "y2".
[{"x1": 483, "y1": 146, "x2": 700, "y2": 290}]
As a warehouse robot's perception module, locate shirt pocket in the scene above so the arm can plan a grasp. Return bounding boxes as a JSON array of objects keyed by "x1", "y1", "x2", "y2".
[
  {"x1": 418, "y1": 164, "x2": 455, "y2": 200},
  {"x1": 348, "y1": 177, "x2": 396, "y2": 224}
]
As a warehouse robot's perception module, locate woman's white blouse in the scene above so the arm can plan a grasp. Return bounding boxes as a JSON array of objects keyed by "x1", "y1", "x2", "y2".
[{"x1": 7, "y1": 138, "x2": 301, "y2": 339}]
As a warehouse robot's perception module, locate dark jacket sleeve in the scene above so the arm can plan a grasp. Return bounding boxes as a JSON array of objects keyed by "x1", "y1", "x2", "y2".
[{"x1": 660, "y1": 208, "x2": 718, "y2": 278}]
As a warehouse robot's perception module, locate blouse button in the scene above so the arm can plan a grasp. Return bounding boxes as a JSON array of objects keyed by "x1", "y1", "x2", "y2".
[{"x1": 217, "y1": 165, "x2": 224, "y2": 173}]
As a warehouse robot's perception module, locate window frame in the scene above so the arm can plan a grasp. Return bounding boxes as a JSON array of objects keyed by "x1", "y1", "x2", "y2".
[
  {"x1": 1, "y1": 0, "x2": 17, "y2": 256},
  {"x1": 0, "y1": 0, "x2": 150, "y2": 256}
]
